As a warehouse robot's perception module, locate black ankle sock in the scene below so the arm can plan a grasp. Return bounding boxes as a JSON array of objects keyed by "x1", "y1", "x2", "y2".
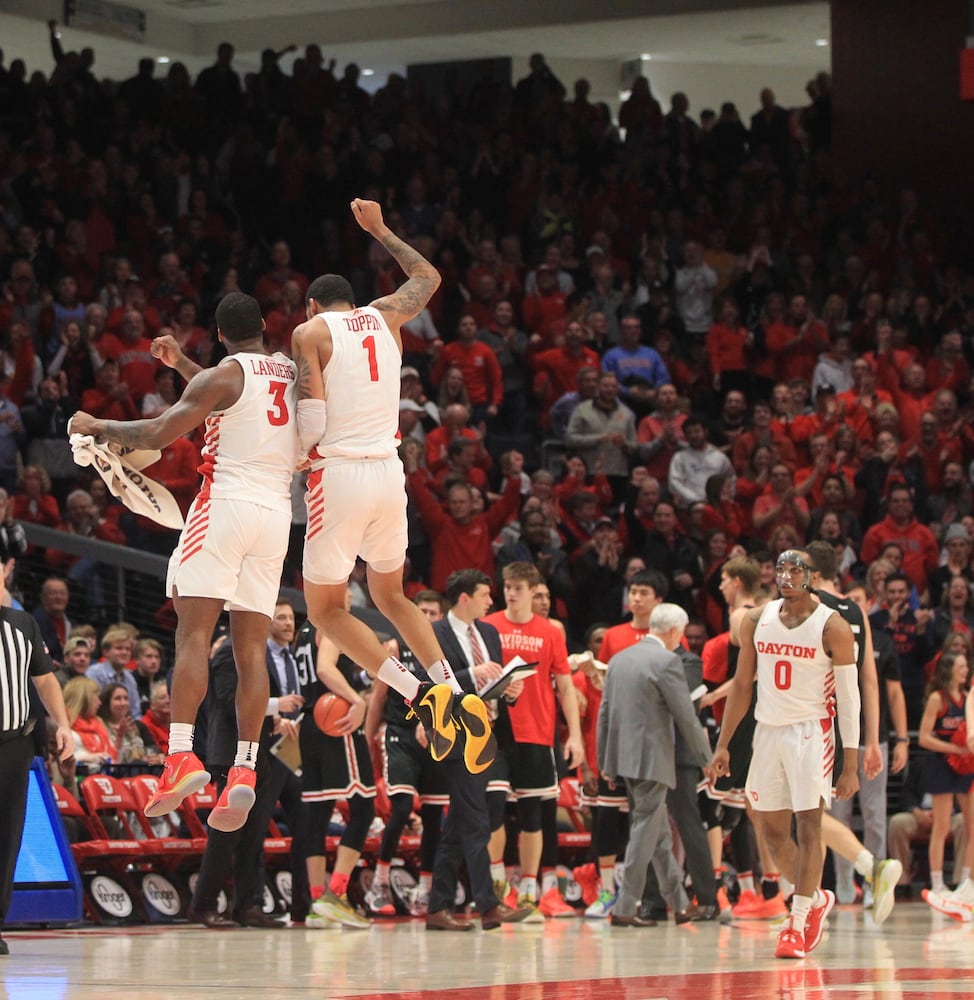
[{"x1": 761, "y1": 877, "x2": 779, "y2": 900}]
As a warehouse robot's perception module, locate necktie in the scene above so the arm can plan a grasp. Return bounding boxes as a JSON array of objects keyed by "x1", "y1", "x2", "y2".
[
  {"x1": 468, "y1": 624, "x2": 497, "y2": 719},
  {"x1": 468, "y1": 624, "x2": 487, "y2": 668},
  {"x1": 281, "y1": 648, "x2": 300, "y2": 717}
]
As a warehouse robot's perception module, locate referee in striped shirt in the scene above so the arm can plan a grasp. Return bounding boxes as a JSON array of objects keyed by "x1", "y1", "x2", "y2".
[{"x1": 0, "y1": 576, "x2": 72, "y2": 956}]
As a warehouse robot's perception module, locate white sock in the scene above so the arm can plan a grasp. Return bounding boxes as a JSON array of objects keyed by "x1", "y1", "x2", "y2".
[
  {"x1": 519, "y1": 876, "x2": 538, "y2": 901},
  {"x1": 790, "y1": 893, "x2": 812, "y2": 933},
  {"x1": 962, "y1": 867, "x2": 971, "y2": 885},
  {"x1": 490, "y1": 861, "x2": 506, "y2": 884},
  {"x1": 932, "y1": 870, "x2": 945, "y2": 893},
  {"x1": 168, "y1": 722, "x2": 195, "y2": 755},
  {"x1": 427, "y1": 657, "x2": 463, "y2": 695},
  {"x1": 373, "y1": 861, "x2": 390, "y2": 886},
  {"x1": 599, "y1": 864, "x2": 616, "y2": 893},
  {"x1": 419, "y1": 871, "x2": 432, "y2": 891},
  {"x1": 377, "y1": 657, "x2": 421, "y2": 702},
  {"x1": 779, "y1": 874, "x2": 795, "y2": 900},
  {"x1": 854, "y1": 849, "x2": 875, "y2": 880},
  {"x1": 738, "y1": 872, "x2": 755, "y2": 894},
  {"x1": 233, "y1": 741, "x2": 259, "y2": 769}
]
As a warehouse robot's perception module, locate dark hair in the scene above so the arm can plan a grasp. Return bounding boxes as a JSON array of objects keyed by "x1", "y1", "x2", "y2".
[
  {"x1": 629, "y1": 569, "x2": 668, "y2": 599},
  {"x1": 926, "y1": 650, "x2": 968, "y2": 701},
  {"x1": 584, "y1": 622, "x2": 610, "y2": 647},
  {"x1": 307, "y1": 274, "x2": 355, "y2": 309},
  {"x1": 447, "y1": 437, "x2": 474, "y2": 458},
  {"x1": 413, "y1": 589, "x2": 446, "y2": 612},
  {"x1": 97, "y1": 682, "x2": 130, "y2": 722},
  {"x1": 806, "y1": 539, "x2": 837, "y2": 582},
  {"x1": 445, "y1": 569, "x2": 492, "y2": 606},
  {"x1": 884, "y1": 571, "x2": 911, "y2": 591},
  {"x1": 215, "y1": 292, "x2": 263, "y2": 343},
  {"x1": 705, "y1": 474, "x2": 726, "y2": 506}
]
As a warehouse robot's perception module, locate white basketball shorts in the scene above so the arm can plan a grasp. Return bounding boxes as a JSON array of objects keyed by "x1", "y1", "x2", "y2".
[
  {"x1": 745, "y1": 718, "x2": 835, "y2": 813},
  {"x1": 302, "y1": 456, "x2": 408, "y2": 585},
  {"x1": 166, "y1": 495, "x2": 290, "y2": 617}
]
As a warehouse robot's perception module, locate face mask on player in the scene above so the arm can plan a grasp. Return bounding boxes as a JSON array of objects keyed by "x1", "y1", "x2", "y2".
[{"x1": 775, "y1": 549, "x2": 812, "y2": 591}]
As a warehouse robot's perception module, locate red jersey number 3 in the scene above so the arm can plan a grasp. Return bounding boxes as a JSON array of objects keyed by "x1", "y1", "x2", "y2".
[{"x1": 267, "y1": 380, "x2": 289, "y2": 426}]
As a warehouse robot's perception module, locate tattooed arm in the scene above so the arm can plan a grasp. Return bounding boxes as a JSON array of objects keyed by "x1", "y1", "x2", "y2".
[
  {"x1": 290, "y1": 322, "x2": 328, "y2": 451},
  {"x1": 70, "y1": 363, "x2": 242, "y2": 450},
  {"x1": 350, "y1": 198, "x2": 441, "y2": 332}
]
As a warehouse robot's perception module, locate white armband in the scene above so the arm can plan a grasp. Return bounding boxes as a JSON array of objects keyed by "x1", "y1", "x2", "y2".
[
  {"x1": 832, "y1": 663, "x2": 861, "y2": 750},
  {"x1": 297, "y1": 398, "x2": 326, "y2": 454}
]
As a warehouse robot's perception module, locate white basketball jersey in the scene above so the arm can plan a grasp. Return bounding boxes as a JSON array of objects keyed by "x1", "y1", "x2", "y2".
[
  {"x1": 199, "y1": 352, "x2": 298, "y2": 513},
  {"x1": 311, "y1": 305, "x2": 401, "y2": 462},
  {"x1": 753, "y1": 599, "x2": 836, "y2": 726}
]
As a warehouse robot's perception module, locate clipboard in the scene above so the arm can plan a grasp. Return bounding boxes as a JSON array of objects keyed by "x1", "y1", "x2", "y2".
[
  {"x1": 480, "y1": 657, "x2": 539, "y2": 701},
  {"x1": 269, "y1": 713, "x2": 303, "y2": 776}
]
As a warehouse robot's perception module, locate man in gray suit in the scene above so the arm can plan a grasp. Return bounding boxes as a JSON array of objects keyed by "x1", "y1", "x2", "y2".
[{"x1": 597, "y1": 603, "x2": 712, "y2": 927}]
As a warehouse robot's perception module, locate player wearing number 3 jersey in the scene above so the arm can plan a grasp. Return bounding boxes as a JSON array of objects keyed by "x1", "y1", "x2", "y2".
[
  {"x1": 69, "y1": 292, "x2": 299, "y2": 833},
  {"x1": 290, "y1": 198, "x2": 497, "y2": 777},
  {"x1": 706, "y1": 549, "x2": 860, "y2": 960}
]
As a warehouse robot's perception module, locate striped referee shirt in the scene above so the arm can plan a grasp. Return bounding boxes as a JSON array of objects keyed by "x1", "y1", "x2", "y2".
[{"x1": 0, "y1": 607, "x2": 54, "y2": 732}]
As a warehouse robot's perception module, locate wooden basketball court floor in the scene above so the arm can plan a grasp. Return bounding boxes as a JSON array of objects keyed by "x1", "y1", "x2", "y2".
[{"x1": 3, "y1": 902, "x2": 973, "y2": 999}]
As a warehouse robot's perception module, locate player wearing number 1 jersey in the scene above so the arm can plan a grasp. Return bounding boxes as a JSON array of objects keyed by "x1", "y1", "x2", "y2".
[
  {"x1": 707, "y1": 549, "x2": 861, "y2": 960},
  {"x1": 290, "y1": 197, "x2": 497, "y2": 777},
  {"x1": 70, "y1": 292, "x2": 299, "y2": 833}
]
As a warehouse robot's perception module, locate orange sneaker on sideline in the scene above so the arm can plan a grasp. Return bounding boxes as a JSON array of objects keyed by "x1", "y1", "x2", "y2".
[
  {"x1": 143, "y1": 751, "x2": 210, "y2": 817},
  {"x1": 538, "y1": 887, "x2": 577, "y2": 918},
  {"x1": 207, "y1": 766, "x2": 257, "y2": 832},
  {"x1": 573, "y1": 864, "x2": 599, "y2": 906},
  {"x1": 731, "y1": 888, "x2": 761, "y2": 917},
  {"x1": 750, "y1": 892, "x2": 788, "y2": 919}
]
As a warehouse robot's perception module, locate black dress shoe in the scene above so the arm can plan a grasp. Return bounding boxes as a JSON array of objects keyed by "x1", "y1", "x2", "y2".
[
  {"x1": 0, "y1": 935, "x2": 8, "y2": 955},
  {"x1": 426, "y1": 909, "x2": 473, "y2": 931},
  {"x1": 189, "y1": 909, "x2": 238, "y2": 929},
  {"x1": 610, "y1": 913, "x2": 657, "y2": 927},
  {"x1": 638, "y1": 904, "x2": 668, "y2": 922},
  {"x1": 674, "y1": 902, "x2": 718, "y2": 924},
  {"x1": 481, "y1": 901, "x2": 535, "y2": 930},
  {"x1": 236, "y1": 905, "x2": 285, "y2": 928}
]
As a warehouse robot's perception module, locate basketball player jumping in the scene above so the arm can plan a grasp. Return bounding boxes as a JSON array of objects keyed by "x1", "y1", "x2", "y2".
[
  {"x1": 707, "y1": 549, "x2": 861, "y2": 959},
  {"x1": 290, "y1": 198, "x2": 496, "y2": 775}
]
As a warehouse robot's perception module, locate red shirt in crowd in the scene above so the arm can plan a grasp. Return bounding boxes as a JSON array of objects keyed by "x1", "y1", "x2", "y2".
[
  {"x1": 408, "y1": 472, "x2": 521, "y2": 592},
  {"x1": 482, "y1": 610, "x2": 570, "y2": 747}
]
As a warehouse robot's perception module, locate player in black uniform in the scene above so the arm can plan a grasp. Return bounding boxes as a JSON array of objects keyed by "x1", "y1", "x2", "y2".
[
  {"x1": 294, "y1": 611, "x2": 374, "y2": 929},
  {"x1": 363, "y1": 616, "x2": 448, "y2": 918},
  {"x1": 806, "y1": 541, "x2": 903, "y2": 924}
]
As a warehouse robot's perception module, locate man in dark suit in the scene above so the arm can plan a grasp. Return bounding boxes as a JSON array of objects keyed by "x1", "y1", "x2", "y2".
[
  {"x1": 598, "y1": 603, "x2": 712, "y2": 927},
  {"x1": 189, "y1": 600, "x2": 309, "y2": 928},
  {"x1": 425, "y1": 569, "x2": 532, "y2": 930}
]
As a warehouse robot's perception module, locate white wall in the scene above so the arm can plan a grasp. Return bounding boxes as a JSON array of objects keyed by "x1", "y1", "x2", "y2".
[{"x1": 633, "y1": 59, "x2": 823, "y2": 118}]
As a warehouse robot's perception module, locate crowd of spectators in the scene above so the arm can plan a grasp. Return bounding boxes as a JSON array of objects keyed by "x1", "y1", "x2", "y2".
[{"x1": 1, "y1": 24, "x2": 973, "y2": 759}]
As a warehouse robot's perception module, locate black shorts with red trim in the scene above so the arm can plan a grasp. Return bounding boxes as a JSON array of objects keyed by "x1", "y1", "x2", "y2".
[{"x1": 300, "y1": 723, "x2": 376, "y2": 801}]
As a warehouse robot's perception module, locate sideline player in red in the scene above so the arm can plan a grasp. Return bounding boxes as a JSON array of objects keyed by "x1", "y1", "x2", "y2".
[
  {"x1": 290, "y1": 198, "x2": 496, "y2": 774},
  {"x1": 482, "y1": 561, "x2": 584, "y2": 917},
  {"x1": 707, "y1": 549, "x2": 860, "y2": 959},
  {"x1": 71, "y1": 292, "x2": 298, "y2": 832}
]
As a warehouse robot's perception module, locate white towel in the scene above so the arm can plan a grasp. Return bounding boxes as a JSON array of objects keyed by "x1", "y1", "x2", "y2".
[{"x1": 68, "y1": 430, "x2": 185, "y2": 530}]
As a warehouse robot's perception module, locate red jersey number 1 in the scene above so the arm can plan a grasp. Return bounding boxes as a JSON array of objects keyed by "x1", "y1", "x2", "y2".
[
  {"x1": 362, "y1": 335, "x2": 379, "y2": 382},
  {"x1": 267, "y1": 380, "x2": 289, "y2": 426}
]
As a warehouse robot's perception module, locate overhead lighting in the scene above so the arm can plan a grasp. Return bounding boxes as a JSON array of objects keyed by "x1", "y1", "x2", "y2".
[
  {"x1": 815, "y1": 38, "x2": 828, "y2": 47},
  {"x1": 156, "y1": 56, "x2": 171, "y2": 63},
  {"x1": 361, "y1": 68, "x2": 375, "y2": 76},
  {"x1": 640, "y1": 53, "x2": 652, "y2": 60}
]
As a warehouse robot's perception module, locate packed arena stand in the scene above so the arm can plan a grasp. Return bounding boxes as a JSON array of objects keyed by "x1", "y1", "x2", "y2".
[{"x1": 4, "y1": 26, "x2": 974, "y2": 923}]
